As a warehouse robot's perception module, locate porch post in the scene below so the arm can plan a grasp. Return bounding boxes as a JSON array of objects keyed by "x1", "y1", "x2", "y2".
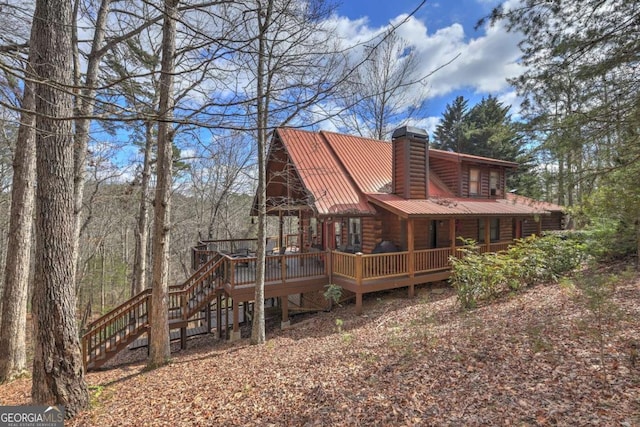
[
  {"x1": 536, "y1": 216, "x2": 542, "y2": 236},
  {"x1": 449, "y1": 218, "x2": 456, "y2": 256},
  {"x1": 407, "y1": 217, "x2": 415, "y2": 298},
  {"x1": 230, "y1": 298, "x2": 241, "y2": 342},
  {"x1": 281, "y1": 295, "x2": 290, "y2": 329},
  {"x1": 298, "y1": 208, "x2": 303, "y2": 250},
  {"x1": 355, "y1": 252, "x2": 363, "y2": 315},
  {"x1": 485, "y1": 217, "x2": 491, "y2": 252}
]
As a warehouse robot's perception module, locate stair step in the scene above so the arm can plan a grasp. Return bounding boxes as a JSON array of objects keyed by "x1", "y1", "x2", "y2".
[{"x1": 84, "y1": 258, "x2": 224, "y2": 369}]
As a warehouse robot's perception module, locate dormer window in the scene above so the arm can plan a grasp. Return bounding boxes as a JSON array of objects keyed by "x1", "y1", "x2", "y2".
[
  {"x1": 490, "y1": 170, "x2": 500, "y2": 196},
  {"x1": 469, "y1": 168, "x2": 480, "y2": 196}
]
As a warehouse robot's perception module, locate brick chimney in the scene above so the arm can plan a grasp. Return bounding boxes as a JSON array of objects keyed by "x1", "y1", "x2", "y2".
[{"x1": 392, "y1": 126, "x2": 429, "y2": 199}]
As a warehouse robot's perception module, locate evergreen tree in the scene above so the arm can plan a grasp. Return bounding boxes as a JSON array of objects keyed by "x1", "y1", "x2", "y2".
[
  {"x1": 490, "y1": 0, "x2": 640, "y2": 262},
  {"x1": 432, "y1": 96, "x2": 469, "y2": 152},
  {"x1": 465, "y1": 95, "x2": 519, "y2": 160},
  {"x1": 433, "y1": 95, "x2": 537, "y2": 195}
]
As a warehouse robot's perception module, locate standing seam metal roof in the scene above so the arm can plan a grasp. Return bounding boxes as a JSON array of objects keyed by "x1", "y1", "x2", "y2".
[
  {"x1": 367, "y1": 193, "x2": 554, "y2": 217},
  {"x1": 273, "y1": 128, "x2": 562, "y2": 218},
  {"x1": 275, "y1": 128, "x2": 375, "y2": 215}
]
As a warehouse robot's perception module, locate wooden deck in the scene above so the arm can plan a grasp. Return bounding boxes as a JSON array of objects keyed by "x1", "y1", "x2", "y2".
[
  {"x1": 194, "y1": 241, "x2": 514, "y2": 314},
  {"x1": 82, "y1": 240, "x2": 514, "y2": 370}
]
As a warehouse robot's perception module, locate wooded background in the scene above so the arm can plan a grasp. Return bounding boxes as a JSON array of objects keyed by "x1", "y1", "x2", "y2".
[{"x1": 0, "y1": 0, "x2": 637, "y2": 417}]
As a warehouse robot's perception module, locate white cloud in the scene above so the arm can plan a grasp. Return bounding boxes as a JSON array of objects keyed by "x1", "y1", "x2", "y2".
[
  {"x1": 497, "y1": 90, "x2": 523, "y2": 119},
  {"x1": 332, "y1": 11, "x2": 525, "y2": 108},
  {"x1": 408, "y1": 116, "x2": 441, "y2": 137}
]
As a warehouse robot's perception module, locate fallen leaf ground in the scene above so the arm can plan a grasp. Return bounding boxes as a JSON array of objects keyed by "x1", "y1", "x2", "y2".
[{"x1": 2, "y1": 269, "x2": 639, "y2": 426}]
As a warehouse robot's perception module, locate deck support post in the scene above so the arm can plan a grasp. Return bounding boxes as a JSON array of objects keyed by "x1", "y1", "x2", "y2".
[
  {"x1": 205, "y1": 301, "x2": 212, "y2": 333},
  {"x1": 230, "y1": 298, "x2": 241, "y2": 342},
  {"x1": 355, "y1": 252, "x2": 363, "y2": 315},
  {"x1": 326, "y1": 248, "x2": 332, "y2": 284},
  {"x1": 278, "y1": 211, "x2": 284, "y2": 248},
  {"x1": 225, "y1": 296, "x2": 230, "y2": 340},
  {"x1": 215, "y1": 294, "x2": 222, "y2": 339},
  {"x1": 408, "y1": 218, "x2": 415, "y2": 298},
  {"x1": 180, "y1": 327, "x2": 187, "y2": 350},
  {"x1": 281, "y1": 296, "x2": 290, "y2": 329}
]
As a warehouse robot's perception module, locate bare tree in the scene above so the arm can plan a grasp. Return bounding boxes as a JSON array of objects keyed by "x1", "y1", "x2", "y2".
[
  {"x1": 71, "y1": 0, "x2": 114, "y2": 282},
  {"x1": 132, "y1": 122, "x2": 154, "y2": 295},
  {"x1": 148, "y1": 0, "x2": 179, "y2": 369},
  {"x1": 0, "y1": 1, "x2": 35, "y2": 381},
  {"x1": 29, "y1": 0, "x2": 88, "y2": 416},
  {"x1": 335, "y1": 31, "x2": 457, "y2": 140},
  {"x1": 0, "y1": 76, "x2": 35, "y2": 382},
  {"x1": 218, "y1": 0, "x2": 349, "y2": 344}
]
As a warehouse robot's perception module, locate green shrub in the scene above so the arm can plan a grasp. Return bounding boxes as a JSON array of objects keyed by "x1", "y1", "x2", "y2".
[
  {"x1": 577, "y1": 220, "x2": 636, "y2": 262},
  {"x1": 450, "y1": 234, "x2": 587, "y2": 309},
  {"x1": 323, "y1": 284, "x2": 343, "y2": 306}
]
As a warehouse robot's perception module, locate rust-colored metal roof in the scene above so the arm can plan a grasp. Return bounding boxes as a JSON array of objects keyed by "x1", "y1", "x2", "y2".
[
  {"x1": 367, "y1": 193, "x2": 553, "y2": 218},
  {"x1": 275, "y1": 128, "x2": 375, "y2": 216},
  {"x1": 429, "y1": 148, "x2": 519, "y2": 168},
  {"x1": 320, "y1": 130, "x2": 454, "y2": 197},
  {"x1": 273, "y1": 127, "x2": 554, "y2": 218},
  {"x1": 505, "y1": 193, "x2": 564, "y2": 212},
  {"x1": 320, "y1": 131, "x2": 392, "y2": 193}
]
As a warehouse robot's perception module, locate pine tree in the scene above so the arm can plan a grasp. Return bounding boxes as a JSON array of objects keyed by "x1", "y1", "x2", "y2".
[{"x1": 432, "y1": 96, "x2": 469, "y2": 152}]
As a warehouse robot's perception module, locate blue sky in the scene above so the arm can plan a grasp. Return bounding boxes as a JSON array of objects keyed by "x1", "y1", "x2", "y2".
[{"x1": 333, "y1": 0, "x2": 523, "y2": 134}]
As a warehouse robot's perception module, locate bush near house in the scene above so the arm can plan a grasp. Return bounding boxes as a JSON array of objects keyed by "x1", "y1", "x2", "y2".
[{"x1": 450, "y1": 234, "x2": 587, "y2": 309}]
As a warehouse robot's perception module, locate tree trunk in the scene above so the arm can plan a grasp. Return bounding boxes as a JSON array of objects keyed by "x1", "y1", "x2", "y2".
[
  {"x1": 100, "y1": 243, "x2": 106, "y2": 313},
  {"x1": 30, "y1": 0, "x2": 88, "y2": 417},
  {"x1": 132, "y1": 121, "x2": 153, "y2": 296},
  {"x1": 71, "y1": 0, "x2": 112, "y2": 281},
  {"x1": 251, "y1": 0, "x2": 274, "y2": 346},
  {"x1": 148, "y1": 0, "x2": 179, "y2": 369},
  {"x1": 0, "y1": 77, "x2": 36, "y2": 383},
  {"x1": 636, "y1": 218, "x2": 640, "y2": 271}
]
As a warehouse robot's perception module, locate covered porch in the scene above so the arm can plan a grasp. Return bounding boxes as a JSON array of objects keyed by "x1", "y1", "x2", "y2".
[{"x1": 191, "y1": 233, "x2": 518, "y2": 323}]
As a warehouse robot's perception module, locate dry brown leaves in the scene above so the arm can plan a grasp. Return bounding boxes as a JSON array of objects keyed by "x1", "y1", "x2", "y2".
[{"x1": 2, "y1": 272, "x2": 639, "y2": 426}]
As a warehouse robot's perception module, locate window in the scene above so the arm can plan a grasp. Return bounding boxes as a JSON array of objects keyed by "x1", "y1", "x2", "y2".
[
  {"x1": 490, "y1": 218, "x2": 500, "y2": 242},
  {"x1": 479, "y1": 218, "x2": 500, "y2": 242},
  {"x1": 469, "y1": 168, "x2": 480, "y2": 196},
  {"x1": 490, "y1": 171, "x2": 500, "y2": 196},
  {"x1": 334, "y1": 221, "x2": 341, "y2": 248},
  {"x1": 348, "y1": 217, "x2": 361, "y2": 250}
]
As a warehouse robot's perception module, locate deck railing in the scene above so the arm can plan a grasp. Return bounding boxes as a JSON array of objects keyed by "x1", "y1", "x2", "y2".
[
  {"x1": 331, "y1": 251, "x2": 356, "y2": 279},
  {"x1": 414, "y1": 247, "x2": 452, "y2": 273},
  {"x1": 82, "y1": 253, "x2": 224, "y2": 369},
  {"x1": 197, "y1": 238, "x2": 259, "y2": 254},
  {"x1": 362, "y1": 251, "x2": 409, "y2": 280},
  {"x1": 222, "y1": 251, "x2": 326, "y2": 289},
  {"x1": 193, "y1": 239, "x2": 518, "y2": 291},
  {"x1": 488, "y1": 242, "x2": 511, "y2": 253}
]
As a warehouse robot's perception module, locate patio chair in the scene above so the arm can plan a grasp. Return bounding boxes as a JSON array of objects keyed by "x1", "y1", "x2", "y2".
[{"x1": 266, "y1": 239, "x2": 276, "y2": 256}]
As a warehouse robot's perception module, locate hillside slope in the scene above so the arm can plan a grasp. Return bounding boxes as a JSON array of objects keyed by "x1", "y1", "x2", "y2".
[{"x1": 2, "y1": 272, "x2": 639, "y2": 426}]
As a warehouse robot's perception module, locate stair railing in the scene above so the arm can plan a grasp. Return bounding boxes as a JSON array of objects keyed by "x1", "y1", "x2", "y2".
[{"x1": 82, "y1": 251, "x2": 226, "y2": 369}]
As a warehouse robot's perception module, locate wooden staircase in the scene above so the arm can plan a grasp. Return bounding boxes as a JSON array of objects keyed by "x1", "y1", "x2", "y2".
[{"x1": 81, "y1": 252, "x2": 224, "y2": 370}]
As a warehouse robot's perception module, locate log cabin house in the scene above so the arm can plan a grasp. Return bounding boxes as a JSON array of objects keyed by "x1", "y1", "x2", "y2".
[
  {"x1": 259, "y1": 125, "x2": 563, "y2": 312},
  {"x1": 80, "y1": 126, "x2": 563, "y2": 370}
]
